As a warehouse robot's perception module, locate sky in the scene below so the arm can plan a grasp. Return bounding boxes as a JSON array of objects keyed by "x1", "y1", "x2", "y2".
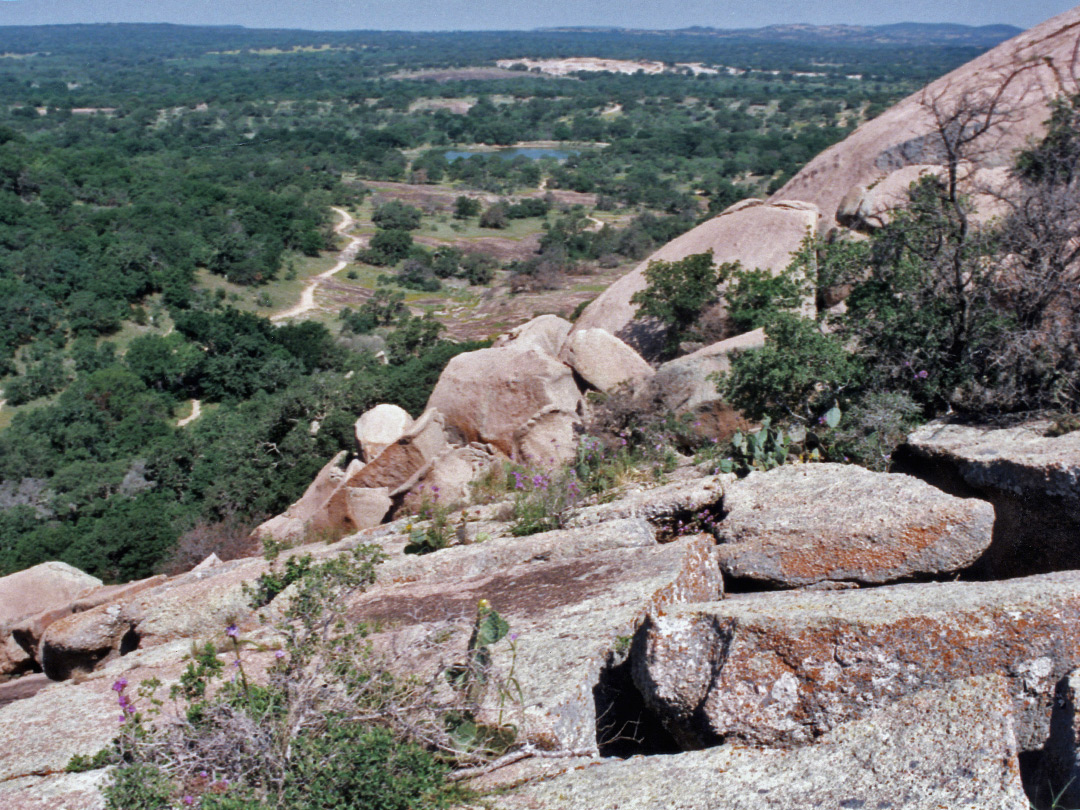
[{"x1": 0, "y1": 0, "x2": 1074, "y2": 32}]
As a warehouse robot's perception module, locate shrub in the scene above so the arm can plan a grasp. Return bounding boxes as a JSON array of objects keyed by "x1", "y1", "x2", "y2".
[
  {"x1": 94, "y1": 545, "x2": 501, "y2": 810},
  {"x1": 509, "y1": 466, "x2": 582, "y2": 536},
  {"x1": 478, "y1": 203, "x2": 509, "y2": 229},
  {"x1": 725, "y1": 263, "x2": 811, "y2": 334},
  {"x1": 718, "y1": 312, "x2": 861, "y2": 423},
  {"x1": 279, "y1": 723, "x2": 451, "y2": 810},
  {"x1": 452, "y1": 196, "x2": 481, "y2": 219},
  {"x1": 405, "y1": 492, "x2": 455, "y2": 554},
  {"x1": 358, "y1": 228, "x2": 414, "y2": 266},
  {"x1": 372, "y1": 199, "x2": 423, "y2": 231},
  {"x1": 630, "y1": 251, "x2": 729, "y2": 355},
  {"x1": 830, "y1": 391, "x2": 923, "y2": 471}
]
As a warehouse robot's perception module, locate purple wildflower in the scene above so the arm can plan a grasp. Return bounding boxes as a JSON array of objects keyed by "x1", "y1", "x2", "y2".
[
  {"x1": 275, "y1": 650, "x2": 286, "y2": 659},
  {"x1": 182, "y1": 796, "x2": 195, "y2": 806},
  {"x1": 111, "y1": 678, "x2": 128, "y2": 693},
  {"x1": 916, "y1": 370, "x2": 929, "y2": 379},
  {"x1": 225, "y1": 624, "x2": 238, "y2": 639}
]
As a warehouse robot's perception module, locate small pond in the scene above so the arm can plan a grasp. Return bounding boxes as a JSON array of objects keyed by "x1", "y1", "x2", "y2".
[{"x1": 443, "y1": 146, "x2": 580, "y2": 162}]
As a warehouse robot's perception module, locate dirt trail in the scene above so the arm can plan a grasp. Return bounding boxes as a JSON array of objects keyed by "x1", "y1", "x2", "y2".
[
  {"x1": 177, "y1": 399, "x2": 202, "y2": 428},
  {"x1": 272, "y1": 207, "x2": 365, "y2": 322}
]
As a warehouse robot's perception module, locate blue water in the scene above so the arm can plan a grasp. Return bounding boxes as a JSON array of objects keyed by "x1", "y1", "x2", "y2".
[{"x1": 444, "y1": 147, "x2": 579, "y2": 162}]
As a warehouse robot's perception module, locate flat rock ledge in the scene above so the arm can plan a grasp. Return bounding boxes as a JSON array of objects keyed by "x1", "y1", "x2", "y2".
[
  {"x1": 348, "y1": 532, "x2": 722, "y2": 752},
  {"x1": 715, "y1": 463, "x2": 995, "y2": 586},
  {"x1": 899, "y1": 419, "x2": 1080, "y2": 578},
  {"x1": 633, "y1": 571, "x2": 1080, "y2": 751},
  {"x1": 491, "y1": 675, "x2": 1027, "y2": 810}
]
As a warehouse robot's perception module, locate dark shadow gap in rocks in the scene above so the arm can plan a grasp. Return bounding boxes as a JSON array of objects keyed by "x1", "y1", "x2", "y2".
[
  {"x1": 593, "y1": 654, "x2": 681, "y2": 758},
  {"x1": 9, "y1": 628, "x2": 44, "y2": 674},
  {"x1": 723, "y1": 567, "x2": 990, "y2": 596},
  {"x1": 653, "y1": 503, "x2": 727, "y2": 544},
  {"x1": 892, "y1": 444, "x2": 1080, "y2": 581},
  {"x1": 119, "y1": 626, "x2": 140, "y2": 656},
  {"x1": 1020, "y1": 748, "x2": 1051, "y2": 810}
]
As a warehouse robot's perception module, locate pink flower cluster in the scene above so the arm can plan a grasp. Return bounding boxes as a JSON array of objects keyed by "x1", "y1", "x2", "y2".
[{"x1": 111, "y1": 678, "x2": 135, "y2": 722}]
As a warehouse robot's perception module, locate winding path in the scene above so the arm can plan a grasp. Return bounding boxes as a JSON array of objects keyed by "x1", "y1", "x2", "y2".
[
  {"x1": 271, "y1": 206, "x2": 365, "y2": 322},
  {"x1": 177, "y1": 399, "x2": 202, "y2": 428}
]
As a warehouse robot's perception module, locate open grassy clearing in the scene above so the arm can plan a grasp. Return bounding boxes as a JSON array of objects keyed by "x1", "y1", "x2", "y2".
[{"x1": 193, "y1": 249, "x2": 343, "y2": 317}]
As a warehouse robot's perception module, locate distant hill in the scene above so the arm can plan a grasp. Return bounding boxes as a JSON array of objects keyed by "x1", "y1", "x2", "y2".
[{"x1": 542, "y1": 22, "x2": 1023, "y2": 49}]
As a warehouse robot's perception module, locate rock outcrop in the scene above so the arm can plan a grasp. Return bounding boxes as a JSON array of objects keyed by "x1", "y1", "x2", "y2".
[
  {"x1": 344, "y1": 408, "x2": 449, "y2": 491},
  {"x1": 492, "y1": 313, "x2": 573, "y2": 356},
  {"x1": 400, "y1": 442, "x2": 501, "y2": 512},
  {"x1": 633, "y1": 571, "x2": 1080, "y2": 751},
  {"x1": 897, "y1": 419, "x2": 1080, "y2": 578},
  {"x1": 354, "y1": 403, "x2": 413, "y2": 462},
  {"x1": 573, "y1": 199, "x2": 817, "y2": 356},
  {"x1": 252, "y1": 451, "x2": 359, "y2": 542},
  {"x1": 773, "y1": 6, "x2": 1080, "y2": 230},
  {"x1": 1044, "y1": 668, "x2": 1080, "y2": 808},
  {"x1": 427, "y1": 343, "x2": 583, "y2": 457},
  {"x1": 8, "y1": 15, "x2": 1080, "y2": 810},
  {"x1": 39, "y1": 557, "x2": 268, "y2": 680},
  {"x1": 0, "y1": 563, "x2": 103, "y2": 679},
  {"x1": 349, "y1": 530, "x2": 722, "y2": 751},
  {"x1": 558, "y1": 328, "x2": 653, "y2": 393},
  {"x1": 636, "y1": 328, "x2": 766, "y2": 415},
  {"x1": 493, "y1": 675, "x2": 1028, "y2": 810},
  {"x1": 714, "y1": 463, "x2": 995, "y2": 586}
]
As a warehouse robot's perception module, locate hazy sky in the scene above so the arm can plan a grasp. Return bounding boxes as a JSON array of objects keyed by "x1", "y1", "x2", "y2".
[{"x1": 0, "y1": 0, "x2": 1074, "y2": 32}]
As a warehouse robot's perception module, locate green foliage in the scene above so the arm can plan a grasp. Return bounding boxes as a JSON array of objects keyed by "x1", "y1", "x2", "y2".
[
  {"x1": 0, "y1": 19, "x2": 999, "y2": 585},
  {"x1": 724, "y1": 262, "x2": 812, "y2": 334},
  {"x1": 372, "y1": 199, "x2": 423, "y2": 231},
  {"x1": 509, "y1": 467, "x2": 582, "y2": 537},
  {"x1": 4, "y1": 352, "x2": 69, "y2": 406},
  {"x1": 173, "y1": 641, "x2": 226, "y2": 702},
  {"x1": 630, "y1": 251, "x2": 726, "y2": 354},
  {"x1": 360, "y1": 228, "x2": 414, "y2": 266},
  {"x1": 0, "y1": 336, "x2": 482, "y2": 581},
  {"x1": 719, "y1": 312, "x2": 860, "y2": 422},
  {"x1": 96, "y1": 545, "x2": 491, "y2": 810},
  {"x1": 837, "y1": 176, "x2": 1001, "y2": 411},
  {"x1": 443, "y1": 601, "x2": 520, "y2": 755},
  {"x1": 405, "y1": 495, "x2": 454, "y2": 555},
  {"x1": 65, "y1": 747, "x2": 115, "y2": 773},
  {"x1": 505, "y1": 198, "x2": 550, "y2": 219},
  {"x1": 716, "y1": 417, "x2": 793, "y2": 475},
  {"x1": 452, "y1": 196, "x2": 481, "y2": 219},
  {"x1": 280, "y1": 723, "x2": 453, "y2": 810},
  {"x1": 102, "y1": 762, "x2": 175, "y2": 810},
  {"x1": 247, "y1": 553, "x2": 314, "y2": 608},
  {"x1": 395, "y1": 258, "x2": 442, "y2": 292},
  {"x1": 478, "y1": 202, "x2": 509, "y2": 229},
  {"x1": 341, "y1": 289, "x2": 407, "y2": 334},
  {"x1": 384, "y1": 312, "x2": 445, "y2": 363},
  {"x1": 830, "y1": 391, "x2": 922, "y2": 471}
]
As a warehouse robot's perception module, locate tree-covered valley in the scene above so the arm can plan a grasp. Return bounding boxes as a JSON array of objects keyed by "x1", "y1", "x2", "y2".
[{"x1": 0, "y1": 22, "x2": 1018, "y2": 581}]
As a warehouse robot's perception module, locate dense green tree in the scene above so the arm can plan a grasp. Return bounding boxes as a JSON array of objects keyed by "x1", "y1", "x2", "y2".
[
  {"x1": 372, "y1": 199, "x2": 423, "y2": 231},
  {"x1": 630, "y1": 251, "x2": 726, "y2": 354}
]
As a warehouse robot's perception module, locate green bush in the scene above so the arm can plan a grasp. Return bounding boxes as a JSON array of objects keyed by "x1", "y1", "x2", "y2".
[
  {"x1": 630, "y1": 251, "x2": 729, "y2": 355},
  {"x1": 830, "y1": 391, "x2": 923, "y2": 471},
  {"x1": 718, "y1": 312, "x2": 860, "y2": 423},
  {"x1": 279, "y1": 723, "x2": 452, "y2": 810},
  {"x1": 725, "y1": 263, "x2": 811, "y2": 334},
  {"x1": 102, "y1": 762, "x2": 175, "y2": 810},
  {"x1": 372, "y1": 200, "x2": 423, "y2": 231}
]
